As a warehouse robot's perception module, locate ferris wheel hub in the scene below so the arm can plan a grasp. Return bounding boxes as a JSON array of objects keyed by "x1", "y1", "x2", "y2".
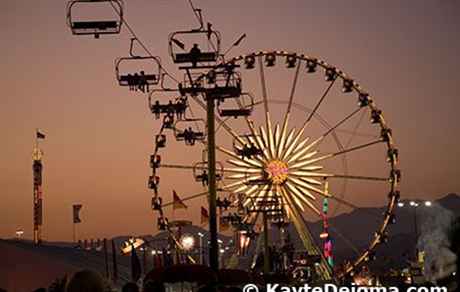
[{"x1": 265, "y1": 160, "x2": 289, "y2": 185}]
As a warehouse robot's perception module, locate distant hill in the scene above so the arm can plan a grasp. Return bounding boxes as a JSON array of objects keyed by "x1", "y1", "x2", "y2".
[{"x1": 0, "y1": 193, "x2": 458, "y2": 291}]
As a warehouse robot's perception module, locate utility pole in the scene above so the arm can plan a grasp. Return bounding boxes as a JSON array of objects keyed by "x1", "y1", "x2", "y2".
[{"x1": 206, "y1": 95, "x2": 219, "y2": 271}]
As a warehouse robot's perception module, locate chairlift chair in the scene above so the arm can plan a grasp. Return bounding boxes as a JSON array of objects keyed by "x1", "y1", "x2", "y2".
[
  {"x1": 205, "y1": 68, "x2": 242, "y2": 100},
  {"x1": 67, "y1": 0, "x2": 123, "y2": 38},
  {"x1": 115, "y1": 38, "x2": 161, "y2": 92},
  {"x1": 168, "y1": 29, "x2": 221, "y2": 66},
  {"x1": 173, "y1": 119, "x2": 206, "y2": 145},
  {"x1": 218, "y1": 92, "x2": 254, "y2": 118},
  {"x1": 150, "y1": 97, "x2": 186, "y2": 120},
  {"x1": 232, "y1": 133, "x2": 263, "y2": 159},
  {"x1": 192, "y1": 161, "x2": 224, "y2": 183},
  {"x1": 115, "y1": 57, "x2": 161, "y2": 91},
  {"x1": 155, "y1": 134, "x2": 166, "y2": 148}
]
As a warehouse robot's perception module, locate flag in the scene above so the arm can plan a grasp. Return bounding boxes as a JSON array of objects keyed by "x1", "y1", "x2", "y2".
[
  {"x1": 201, "y1": 207, "x2": 209, "y2": 225},
  {"x1": 73, "y1": 204, "x2": 82, "y2": 223},
  {"x1": 131, "y1": 244, "x2": 142, "y2": 282},
  {"x1": 172, "y1": 190, "x2": 187, "y2": 210},
  {"x1": 36, "y1": 130, "x2": 46, "y2": 139}
]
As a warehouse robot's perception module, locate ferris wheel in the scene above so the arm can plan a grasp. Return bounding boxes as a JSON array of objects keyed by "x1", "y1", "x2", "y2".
[{"x1": 148, "y1": 49, "x2": 400, "y2": 280}]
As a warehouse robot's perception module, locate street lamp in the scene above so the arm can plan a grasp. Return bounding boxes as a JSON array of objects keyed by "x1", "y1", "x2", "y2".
[
  {"x1": 398, "y1": 199, "x2": 432, "y2": 258},
  {"x1": 180, "y1": 234, "x2": 195, "y2": 251},
  {"x1": 197, "y1": 232, "x2": 205, "y2": 265}
]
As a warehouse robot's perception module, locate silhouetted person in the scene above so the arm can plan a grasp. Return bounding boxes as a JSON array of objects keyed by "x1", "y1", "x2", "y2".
[
  {"x1": 185, "y1": 127, "x2": 196, "y2": 145},
  {"x1": 189, "y1": 43, "x2": 201, "y2": 67},
  {"x1": 66, "y1": 270, "x2": 105, "y2": 292},
  {"x1": 127, "y1": 74, "x2": 134, "y2": 90},
  {"x1": 201, "y1": 169, "x2": 208, "y2": 186},
  {"x1": 133, "y1": 73, "x2": 140, "y2": 91},
  {"x1": 122, "y1": 282, "x2": 139, "y2": 292},
  {"x1": 139, "y1": 71, "x2": 147, "y2": 93},
  {"x1": 176, "y1": 98, "x2": 187, "y2": 120},
  {"x1": 153, "y1": 100, "x2": 161, "y2": 119}
]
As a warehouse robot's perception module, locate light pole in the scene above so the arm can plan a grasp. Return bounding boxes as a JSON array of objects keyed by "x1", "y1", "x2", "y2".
[
  {"x1": 398, "y1": 200, "x2": 432, "y2": 258},
  {"x1": 198, "y1": 232, "x2": 204, "y2": 265}
]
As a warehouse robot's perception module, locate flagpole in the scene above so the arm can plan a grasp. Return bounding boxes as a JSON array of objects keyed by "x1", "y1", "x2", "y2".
[
  {"x1": 73, "y1": 221, "x2": 76, "y2": 243},
  {"x1": 35, "y1": 128, "x2": 38, "y2": 148}
]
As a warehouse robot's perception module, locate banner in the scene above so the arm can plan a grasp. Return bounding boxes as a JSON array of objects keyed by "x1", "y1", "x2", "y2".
[
  {"x1": 73, "y1": 204, "x2": 82, "y2": 223},
  {"x1": 172, "y1": 190, "x2": 187, "y2": 210},
  {"x1": 200, "y1": 207, "x2": 209, "y2": 225}
]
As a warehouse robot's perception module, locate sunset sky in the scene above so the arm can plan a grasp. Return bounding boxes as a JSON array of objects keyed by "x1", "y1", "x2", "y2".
[{"x1": 1, "y1": 0, "x2": 459, "y2": 241}]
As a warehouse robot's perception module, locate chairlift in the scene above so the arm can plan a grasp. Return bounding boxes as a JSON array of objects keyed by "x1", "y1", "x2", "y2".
[
  {"x1": 150, "y1": 154, "x2": 161, "y2": 169},
  {"x1": 192, "y1": 161, "x2": 224, "y2": 185},
  {"x1": 151, "y1": 196, "x2": 162, "y2": 210},
  {"x1": 205, "y1": 66, "x2": 242, "y2": 100},
  {"x1": 67, "y1": 0, "x2": 123, "y2": 38},
  {"x1": 115, "y1": 38, "x2": 161, "y2": 92},
  {"x1": 150, "y1": 97, "x2": 187, "y2": 120},
  {"x1": 218, "y1": 92, "x2": 254, "y2": 118},
  {"x1": 232, "y1": 134, "x2": 263, "y2": 159},
  {"x1": 168, "y1": 28, "x2": 221, "y2": 67},
  {"x1": 155, "y1": 134, "x2": 166, "y2": 148},
  {"x1": 148, "y1": 175, "x2": 160, "y2": 190},
  {"x1": 173, "y1": 119, "x2": 206, "y2": 145}
]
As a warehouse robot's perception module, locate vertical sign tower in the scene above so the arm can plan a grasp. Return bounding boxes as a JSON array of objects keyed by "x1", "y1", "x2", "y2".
[{"x1": 33, "y1": 130, "x2": 45, "y2": 245}]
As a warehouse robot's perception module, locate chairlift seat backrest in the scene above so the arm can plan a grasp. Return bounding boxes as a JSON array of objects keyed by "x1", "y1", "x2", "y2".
[
  {"x1": 119, "y1": 74, "x2": 157, "y2": 85},
  {"x1": 219, "y1": 109, "x2": 251, "y2": 118},
  {"x1": 174, "y1": 52, "x2": 218, "y2": 64},
  {"x1": 67, "y1": 0, "x2": 123, "y2": 36},
  {"x1": 72, "y1": 20, "x2": 118, "y2": 30},
  {"x1": 207, "y1": 86, "x2": 242, "y2": 100}
]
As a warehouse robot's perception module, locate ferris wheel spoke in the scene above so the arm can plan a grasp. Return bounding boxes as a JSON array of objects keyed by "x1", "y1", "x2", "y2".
[
  {"x1": 281, "y1": 128, "x2": 308, "y2": 161},
  {"x1": 286, "y1": 137, "x2": 322, "y2": 164},
  {"x1": 224, "y1": 167, "x2": 261, "y2": 174},
  {"x1": 287, "y1": 178, "x2": 330, "y2": 200},
  {"x1": 332, "y1": 139, "x2": 384, "y2": 157},
  {"x1": 345, "y1": 110, "x2": 368, "y2": 148},
  {"x1": 273, "y1": 123, "x2": 281, "y2": 156},
  {"x1": 328, "y1": 174, "x2": 389, "y2": 182},
  {"x1": 301, "y1": 78, "x2": 337, "y2": 129},
  {"x1": 289, "y1": 154, "x2": 333, "y2": 170},
  {"x1": 259, "y1": 126, "x2": 273, "y2": 160},
  {"x1": 278, "y1": 59, "x2": 302, "y2": 158},
  {"x1": 321, "y1": 107, "x2": 363, "y2": 140},
  {"x1": 327, "y1": 223, "x2": 361, "y2": 256},
  {"x1": 279, "y1": 127, "x2": 297, "y2": 158},
  {"x1": 284, "y1": 182, "x2": 320, "y2": 214}
]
